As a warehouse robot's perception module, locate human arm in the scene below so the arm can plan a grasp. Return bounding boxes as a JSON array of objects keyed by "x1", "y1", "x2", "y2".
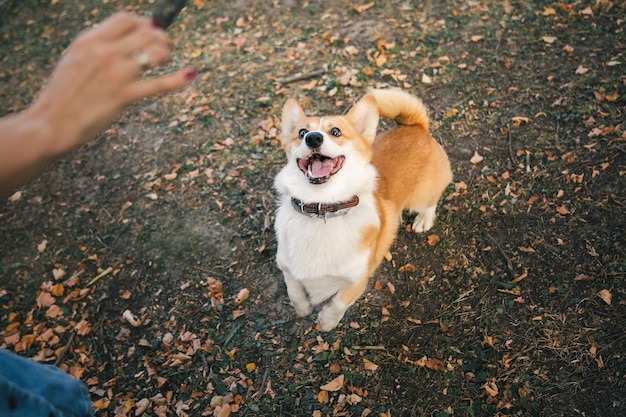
[{"x1": 0, "y1": 11, "x2": 196, "y2": 197}]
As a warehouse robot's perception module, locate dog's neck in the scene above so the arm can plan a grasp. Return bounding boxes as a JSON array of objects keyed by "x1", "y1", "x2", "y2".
[{"x1": 291, "y1": 195, "x2": 360, "y2": 219}]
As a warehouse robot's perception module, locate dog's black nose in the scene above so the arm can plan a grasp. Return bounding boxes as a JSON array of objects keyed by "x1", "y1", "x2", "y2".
[{"x1": 305, "y1": 131, "x2": 323, "y2": 149}]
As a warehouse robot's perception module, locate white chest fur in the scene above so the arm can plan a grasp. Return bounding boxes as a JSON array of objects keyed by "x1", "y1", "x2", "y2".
[{"x1": 275, "y1": 194, "x2": 378, "y2": 304}]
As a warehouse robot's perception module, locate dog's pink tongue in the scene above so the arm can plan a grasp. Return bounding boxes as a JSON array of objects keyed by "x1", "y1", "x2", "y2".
[{"x1": 310, "y1": 159, "x2": 334, "y2": 178}]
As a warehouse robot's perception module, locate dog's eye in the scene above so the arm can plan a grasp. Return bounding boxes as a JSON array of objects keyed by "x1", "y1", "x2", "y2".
[
  {"x1": 330, "y1": 127, "x2": 342, "y2": 137},
  {"x1": 298, "y1": 129, "x2": 308, "y2": 139}
]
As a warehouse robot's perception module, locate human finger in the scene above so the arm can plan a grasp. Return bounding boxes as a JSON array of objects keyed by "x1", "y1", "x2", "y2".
[
  {"x1": 116, "y1": 23, "x2": 171, "y2": 57},
  {"x1": 92, "y1": 12, "x2": 148, "y2": 42},
  {"x1": 123, "y1": 67, "x2": 197, "y2": 103}
]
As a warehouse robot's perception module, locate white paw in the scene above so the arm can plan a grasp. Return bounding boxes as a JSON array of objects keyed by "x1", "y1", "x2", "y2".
[
  {"x1": 412, "y1": 214, "x2": 434, "y2": 233},
  {"x1": 317, "y1": 307, "x2": 343, "y2": 332},
  {"x1": 292, "y1": 302, "x2": 313, "y2": 317}
]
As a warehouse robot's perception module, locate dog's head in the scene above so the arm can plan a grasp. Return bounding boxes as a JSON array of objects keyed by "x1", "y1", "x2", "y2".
[{"x1": 280, "y1": 95, "x2": 379, "y2": 185}]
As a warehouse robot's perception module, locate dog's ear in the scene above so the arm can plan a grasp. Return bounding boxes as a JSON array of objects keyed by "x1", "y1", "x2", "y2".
[
  {"x1": 281, "y1": 99, "x2": 305, "y2": 143},
  {"x1": 346, "y1": 94, "x2": 379, "y2": 143}
]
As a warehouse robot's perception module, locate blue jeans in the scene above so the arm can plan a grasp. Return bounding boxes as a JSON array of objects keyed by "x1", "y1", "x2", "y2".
[{"x1": 0, "y1": 349, "x2": 93, "y2": 417}]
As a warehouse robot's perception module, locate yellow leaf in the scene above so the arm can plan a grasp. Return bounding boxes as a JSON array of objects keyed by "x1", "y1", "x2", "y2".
[
  {"x1": 320, "y1": 374, "x2": 344, "y2": 392},
  {"x1": 245, "y1": 362, "x2": 256, "y2": 372},
  {"x1": 542, "y1": 7, "x2": 556, "y2": 16},
  {"x1": 190, "y1": 49, "x2": 203, "y2": 58},
  {"x1": 427, "y1": 234, "x2": 440, "y2": 246},
  {"x1": 541, "y1": 35, "x2": 557, "y2": 44},
  {"x1": 384, "y1": 251, "x2": 392, "y2": 262},
  {"x1": 374, "y1": 53, "x2": 387, "y2": 67},
  {"x1": 317, "y1": 390, "x2": 329, "y2": 403},
  {"x1": 51, "y1": 284, "x2": 64, "y2": 297}
]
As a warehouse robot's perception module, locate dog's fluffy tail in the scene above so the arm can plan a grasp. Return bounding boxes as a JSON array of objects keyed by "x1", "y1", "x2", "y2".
[{"x1": 367, "y1": 88, "x2": 429, "y2": 131}]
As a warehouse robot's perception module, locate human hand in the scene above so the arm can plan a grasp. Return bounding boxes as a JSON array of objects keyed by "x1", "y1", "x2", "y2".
[{"x1": 28, "y1": 11, "x2": 196, "y2": 157}]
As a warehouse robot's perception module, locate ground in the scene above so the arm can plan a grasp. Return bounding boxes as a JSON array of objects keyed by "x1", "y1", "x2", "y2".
[{"x1": 0, "y1": 0, "x2": 625, "y2": 416}]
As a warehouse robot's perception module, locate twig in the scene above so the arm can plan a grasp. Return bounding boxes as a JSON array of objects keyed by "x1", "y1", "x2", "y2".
[
  {"x1": 252, "y1": 367, "x2": 269, "y2": 399},
  {"x1": 485, "y1": 232, "x2": 515, "y2": 278},
  {"x1": 507, "y1": 123, "x2": 518, "y2": 166},
  {"x1": 276, "y1": 69, "x2": 326, "y2": 85},
  {"x1": 55, "y1": 331, "x2": 76, "y2": 366},
  {"x1": 86, "y1": 266, "x2": 113, "y2": 287},
  {"x1": 352, "y1": 345, "x2": 386, "y2": 351}
]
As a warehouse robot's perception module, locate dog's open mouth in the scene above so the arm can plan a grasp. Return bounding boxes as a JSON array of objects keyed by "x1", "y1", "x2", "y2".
[{"x1": 297, "y1": 154, "x2": 345, "y2": 184}]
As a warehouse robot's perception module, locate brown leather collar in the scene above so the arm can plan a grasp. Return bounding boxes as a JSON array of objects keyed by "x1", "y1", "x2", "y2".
[{"x1": 291, "y1": 195, "x2": 360, "y2": 218}]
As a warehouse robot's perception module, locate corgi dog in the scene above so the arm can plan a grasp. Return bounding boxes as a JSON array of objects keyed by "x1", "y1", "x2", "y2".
[{"x1": 274, "y1": 88, "x2": 453, "y2": 331}]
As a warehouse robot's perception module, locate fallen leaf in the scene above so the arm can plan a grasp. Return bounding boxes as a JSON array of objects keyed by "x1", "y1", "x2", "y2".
[
  {"x1": 52, "y1": 268, "x2": 65, "y2": 281},
  {"x1": 425, "y1": 357, "x2": 445, "y2": 371},
  {"x1": 556, "y1": 205, "x2": 570, "y2": 215},
  {"x1": 541, "y1": 35, "x2": 557, "y2": 44},
  {"x1": 135, "y1": 398, "x2": 150, "y2": 416},
  {"x1": 122, "y1": 309, "x2": 142, "y2": 327},
  {"x1": 483, "y1": 380, "x2": 499, "y2": 397},
  {"x1": 363, "y1": 358, "x2": 379, "y2": 371},
  {"x1": 470, "y1": 151, "x2": 484, "y2": 164},
  {"x1": 542, "y1": 7, "x2": 556, "y2": 16},
  {"x1": 512, "y1": 116, "x2": 530, "y2": 125},
  {"x1": 512, "y1": 270, "x2": 528, "y2": 283},
  {"x1": 471, "y1": 35, "x2": 484, "y2": 42},
  {"x1": 36, "y1": 291, "x2": 55, "y2": 308},
  {"x1": 353, "y1": 2, "x2": 374, "y2": 13},
  {"x1": 580, "y1": 6, "x2": 593, "y2": 16},
  {"x1": 37, "y1": 239, "x2": 48, "y2": 253},
  {"x1": 421, "y1": 73, "x2": 432, "y2": 84},
  {"x1": 8, "y1": 191, "x2": 22, "y2": 202},
  {"x1": 317, "y1": 390, "x2": 329, "y2": 403},
  {"x1": 45, "y1": 304, "x2": 62, "y2": 318},
  {"x1": 234, "y1": 288, "x2": 250, "y2": 304},
  {"x1": 597, "y1": 289, "x2": 611, "y2": 305},
  {"x1": 427, "y1": 234, "x2": 440, "y2": 246},
  {"x1": 575, "y1": 65, "x2": 589, "y2": 75},
  {"x1": 320, "y1": 374, "x2": 344, "y2": 392}
]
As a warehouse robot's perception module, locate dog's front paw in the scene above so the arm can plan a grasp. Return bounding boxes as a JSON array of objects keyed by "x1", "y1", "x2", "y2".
[
  {"x1": 292, "y1": 302, "x2": 313, "y2": 318},
  {"x1": 317, "y1": 307, "x2": 343, "y2": 332}
]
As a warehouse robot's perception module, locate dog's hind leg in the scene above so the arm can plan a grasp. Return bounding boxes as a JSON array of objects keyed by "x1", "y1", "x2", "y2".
[
  {"x1": 284, "y1": 273, "x2": 313, "y2": 317},
  {"x1": 317, "y1": 277, "x2": 368, "y2": 331},
  {"x1": 411, "y1": 204, "x2": 437, "y2": 233}
]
